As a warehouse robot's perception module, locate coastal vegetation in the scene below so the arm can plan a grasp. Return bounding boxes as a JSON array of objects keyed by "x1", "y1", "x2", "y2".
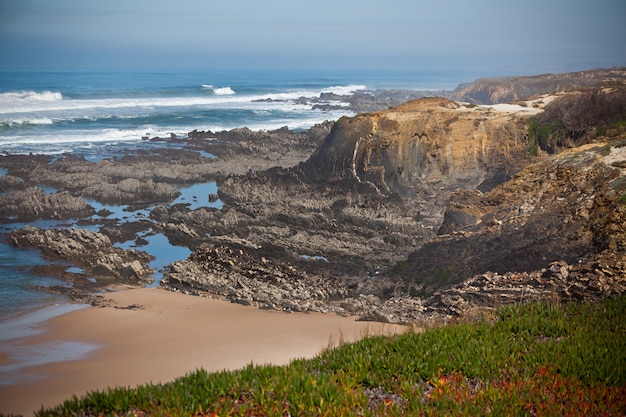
[
  {"x1": 527, "y1": 88, "x2": 626, "y2": 154},
  {"x1": 31, "y1": 296, "x2": 626, "y2": 416}
]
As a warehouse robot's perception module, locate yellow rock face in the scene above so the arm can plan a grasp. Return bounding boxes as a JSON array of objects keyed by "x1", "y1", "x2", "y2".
[{"x1": 304, "y1": 98, "x2": 532, "y2": 195}]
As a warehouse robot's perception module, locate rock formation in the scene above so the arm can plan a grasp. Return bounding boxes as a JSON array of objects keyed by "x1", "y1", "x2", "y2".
[
  {"x1": 159, "y1": 85, "x2": 626, "y2": 322},
  {"x1": 395, "y1": 141, "x2": 626, "y2": 295},
  {"x1": 299, "y1": 98, "x2": 531, "y2": 195},
  {"x1": 163, "y1": 243, "x2": 349, "y2": 313},
  {"x1": 2, "y1": 69, "x2": 625, "y2": 324},
  {"x1": 9, "y1": 226, "x2": 154, "y2": 285},
  {"x1": 452, "y1": 67, "x2": 626, "y2": 104},
  {"x1": 0, "y1": 187, "x2": 94, "y2": 222}
]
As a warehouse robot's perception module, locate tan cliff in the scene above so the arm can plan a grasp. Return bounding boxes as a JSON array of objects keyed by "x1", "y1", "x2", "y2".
[
  {"x1": 451, "y1": 67, "x2": 626, "y2": 104},
  {"x1": 300, "y1": 97, "x2": 535, "y2": 196}
]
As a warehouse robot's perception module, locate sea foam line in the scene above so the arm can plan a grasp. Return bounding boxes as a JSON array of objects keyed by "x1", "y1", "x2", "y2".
[
  {"x1": 0, "y1": 84, "x2": 367, "y2": 115},
  {"x1": 0, "y1": 108, "x2": 354, "y2": 151},
  {"x1": 0, "y1": 90, "x2": 63, "y2": 102}
]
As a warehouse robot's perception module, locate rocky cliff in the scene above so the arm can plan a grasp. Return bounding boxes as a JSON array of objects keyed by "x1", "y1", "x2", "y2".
[
  {"x1": 161, "y1": 83, "x2": 626, "y2": 323},
  {"x1": 395, "y1": 141, "x2": 626, "y2": 294},
  {"x1": 452, "y1": 67, "x2": 626, "y2": 104},
  {"x1": 299, "y1": 97, "x2": 532, "y2": 196},
  {"x1": 4, "y1": 70, "x2": 625, "y2": 324}
]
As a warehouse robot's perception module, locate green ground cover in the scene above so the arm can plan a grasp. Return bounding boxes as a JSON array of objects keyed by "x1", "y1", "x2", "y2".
[{"x1": 25, "y1": 296, "x2": 626, "y2": 416}]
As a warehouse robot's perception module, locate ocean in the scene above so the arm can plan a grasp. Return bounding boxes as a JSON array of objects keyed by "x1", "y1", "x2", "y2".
[{"x1": 0, "y1": 69, "x2": 470, "y2": 320}]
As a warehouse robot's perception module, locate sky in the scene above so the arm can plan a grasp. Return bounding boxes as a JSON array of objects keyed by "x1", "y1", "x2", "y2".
[{"x1": 0, "y1": 0, "x2": 624, "y2": 74}]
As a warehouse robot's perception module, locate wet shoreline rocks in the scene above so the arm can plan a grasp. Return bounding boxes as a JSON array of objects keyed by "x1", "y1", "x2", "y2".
[
  {"x1": 1, "y1": 78, "x2": 626, "y2": 325},
  {"x1": 162, "y1": 243, "x2": 350, "y2": 313},
  {"x1": 0, "y1": 186, "x2": 94, "y2": 222},
  {"x1": 9, "y1": 226, "x2": 155, "y2": 284}
]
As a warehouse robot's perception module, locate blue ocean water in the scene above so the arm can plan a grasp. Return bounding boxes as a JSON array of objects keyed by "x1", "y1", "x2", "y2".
[
  {"x1": 0, "y1": 69, "x2": 471, "y2": 320},
  {"x1": 0, "y1": 69, "x2": 468, "y2": 155}
]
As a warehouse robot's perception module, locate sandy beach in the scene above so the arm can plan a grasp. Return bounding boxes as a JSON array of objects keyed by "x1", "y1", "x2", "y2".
[{"x1": 0, "y1": 287, "x2": 404, "y2": 416}]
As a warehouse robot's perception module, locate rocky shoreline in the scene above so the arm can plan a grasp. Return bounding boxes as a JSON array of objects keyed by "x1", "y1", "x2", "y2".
[{"x1": 1, "y1": 71, "x2": 625, "y2": 325}]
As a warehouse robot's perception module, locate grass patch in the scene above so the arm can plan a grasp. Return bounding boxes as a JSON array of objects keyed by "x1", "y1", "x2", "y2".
[{"x1": 29, "y1": 296, "x2": 626, "y2": 416}]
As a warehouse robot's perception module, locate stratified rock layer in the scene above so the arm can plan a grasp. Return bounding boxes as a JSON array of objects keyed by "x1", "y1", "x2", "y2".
[
  {"x1": 300, "y1": 98, "x2": 531, "y2": 195},
  {"x1": 0, "y1": 187, "x2": 94, "y2": 222},
  {"x1": 9, "y1": 226, "x2": 154, "y2": 285}
]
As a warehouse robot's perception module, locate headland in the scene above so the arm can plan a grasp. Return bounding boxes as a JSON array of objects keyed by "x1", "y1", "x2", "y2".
[{"x1": 1, "y1": 68, "x2": 625, "y2": 415}]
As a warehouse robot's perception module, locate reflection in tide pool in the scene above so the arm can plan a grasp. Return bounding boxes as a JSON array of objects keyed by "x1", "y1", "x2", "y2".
[
  {"x1": 0, "y1": 181, "x2": 221, "y2": 318},
  {"x1": 86, "y1": 199, "x2": 154, "y2": 222},
  {"x1": 172, "y1": 182, "x2": 223, "y2": 210},
  {"x1": 115, "y1": 232, "x2": 191, "y2": 286}
]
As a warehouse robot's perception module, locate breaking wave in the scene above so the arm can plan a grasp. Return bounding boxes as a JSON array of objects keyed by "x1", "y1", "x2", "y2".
[
  {"x1": 0, "y1": 118, "x2": 54, "y2": 128},
  {"x1": 0, "y1": 90, "x2": 63, "y2": 102},
  {"x1": 321, "y1": 85, "x2": 367, "y2": 95},
  {"x1": 201, "y1": 85, "x2": 236, "y2": 95}
]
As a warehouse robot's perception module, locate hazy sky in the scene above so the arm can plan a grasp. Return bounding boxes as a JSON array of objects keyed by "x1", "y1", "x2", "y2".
[{"x1": 1, "y1": 0, "x2": 624, "y2": 73}]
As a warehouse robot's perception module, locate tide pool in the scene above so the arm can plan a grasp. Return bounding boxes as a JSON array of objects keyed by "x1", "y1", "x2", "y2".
[
  {"x1": 0, "y1": 181, "x2": 222, "y2": 318},
  {"x1": 115, "y1": 232, "x2": 191, "y2": 286},
  {"x1": 172, "y1": 182, "x2": 223, "y2": 210}
]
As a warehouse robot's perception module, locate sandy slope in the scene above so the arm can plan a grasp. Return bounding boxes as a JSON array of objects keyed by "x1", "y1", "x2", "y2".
[{"x1": 0, "y1": 287, "x2": 404, "y2": 416}]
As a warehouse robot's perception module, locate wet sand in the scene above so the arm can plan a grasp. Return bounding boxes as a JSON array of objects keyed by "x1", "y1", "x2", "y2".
[{"x1": 0, "y1": 287, "x2": 404, "y2": 416}]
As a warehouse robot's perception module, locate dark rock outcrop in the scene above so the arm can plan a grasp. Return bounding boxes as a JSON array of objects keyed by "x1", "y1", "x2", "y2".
[
  {"x1": 0, "y1": 187, "x2": 94, "y2": 222},
  {"x1": 9, "y1": 226, "x2": 154, "y2": 285},
  {"x1": 418, "y1": 252, "x2": 626, "y2": 324},
  {"x1": 396, "y1": 141, "x2": 626, "y2": 295},
  {"x1": 162, "y1": 243, "x2": 349, "y2": 313}
]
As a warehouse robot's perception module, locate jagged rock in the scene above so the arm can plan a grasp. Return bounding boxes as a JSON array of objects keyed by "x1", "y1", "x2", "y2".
[
  {"x1": 298, "y1": 98, "x2": 530, "y2": 196},
  {"x1": 162, "y1": 243, "x2": 349, "y2": 313},
  {"x1": 0, "y1": 187, "x2": 94, "y2": 222},
  {"x1": 0, "y1": 174, "x2": 26, "y2": 190},
  {"x1": 9, "y1": 226, "x2": 154, "y2": 284},
  {"x1": 417, "y1": 252, "x2": 626, "y2": 324},
  {"x1": 83, "y1": 178, "x2": 179, "y2": 204}
]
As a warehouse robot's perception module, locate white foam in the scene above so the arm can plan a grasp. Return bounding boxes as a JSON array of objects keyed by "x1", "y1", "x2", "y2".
[
  {"x1": 0, "y1": 126, "x2": 161, "y2": 148},
  {"x1": 0, "y1": 303, "x2": 89, "y2": 341},
  {"x1": 201, "y1": 84, "x2": 236, "y2": 95},
  {"x1": 0, "y1": 90, "x2": 63, "y2": 102},
  {"x1": 0, "y1": 82, "x2": 364, "y2": 155},
  {"x1": 321, "y1": 84, "x2": 367, "y2": 95},
  {"x1": 0, "y1": 84, "x2": 363, "y2": 116},
  {"x1": 213, "y1": 86, "x2": 236, "y2": 95},
  {"x1": 0, "y1": 117, "x2": 54, "y2": 127}
]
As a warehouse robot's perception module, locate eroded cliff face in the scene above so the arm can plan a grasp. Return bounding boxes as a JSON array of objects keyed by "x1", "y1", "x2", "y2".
[
  {"x1": 396, "y1": 141, "x2": 626, "y2": 294},
  {"x1": 300, "y1": 98, "x2": 532, "y2": 196},
  {"x1": 451, "y1": 67, "x2": 626, "y2": 104}
]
